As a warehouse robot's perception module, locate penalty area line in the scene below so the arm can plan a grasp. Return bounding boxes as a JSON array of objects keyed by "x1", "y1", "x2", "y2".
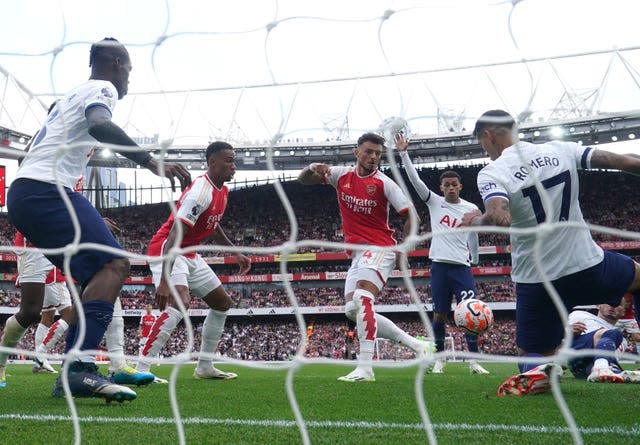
[{"x1": 1, "y1": 414, "x2": 639, "y2": 437}]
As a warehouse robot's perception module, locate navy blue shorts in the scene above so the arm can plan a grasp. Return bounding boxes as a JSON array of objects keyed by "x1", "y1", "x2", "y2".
[
  {"x1": 7, "y1": 178, "x2": 125, "y2": 286},
  {"x1": 569, "y1": 330, "x2": 622, "y2": 379},
  {"x1": 516, "y1": 250, "x2": 635, "y2": 353},
  {"x1": 430, "y1": 261, "x2": 476, "y2": 313},
  {"x1": 568, "y1": 331, "x2": 597, "y2": 379}
]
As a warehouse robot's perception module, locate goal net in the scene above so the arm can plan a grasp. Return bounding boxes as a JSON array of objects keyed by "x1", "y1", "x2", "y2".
[{"x1": 2, "y1": 1, "x2": 640, "y2": 444}]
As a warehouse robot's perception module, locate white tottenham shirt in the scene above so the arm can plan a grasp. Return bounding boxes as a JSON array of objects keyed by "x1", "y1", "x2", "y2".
[
  {"x1": 15, "y1": 80, "x2": 118, "y2": 189},
  {"x1": 400, "y1": 151, "x2": 479, "y2": 266},
  {"x1": 476, "y1": 141, "x2": 603, "y2": 283}
]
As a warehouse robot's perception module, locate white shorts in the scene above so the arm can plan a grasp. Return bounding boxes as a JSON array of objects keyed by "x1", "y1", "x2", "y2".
[
  {"x1": 149, "y1": 254, "x2": 221, "y2": 298},
  {"x1": 344, "y1": 249, "x2": 396, "y2": 296},
  {"x1": 16, "y1": 249, "x2": 54, "y2": 283},
  {"x1": 616, "y1": 318, "x2": 640, "y2": 334},
  {"x1": 41, "y1": 281, "x2": 72, "y2": 313}
]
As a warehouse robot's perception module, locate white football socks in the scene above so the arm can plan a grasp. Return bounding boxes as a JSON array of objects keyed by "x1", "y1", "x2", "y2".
[
  {"x1": 105, "y1": 312, "x2": 125, "y2": 370},
  {"x1": 36, "y1": 319, "x2": 68, "y2": 354},
  {"x1": 197, "y1": 309, "x2": 228, "y2": 370},
  {"x1": 137, "y1": 306, "x2": 183, "y2": 372},
  {"x1": 0, "y1": 316, "x2": 28, "y2": 366},
  {"x1": 354, "y1": 289, "x2": 377, "y2": 369}
]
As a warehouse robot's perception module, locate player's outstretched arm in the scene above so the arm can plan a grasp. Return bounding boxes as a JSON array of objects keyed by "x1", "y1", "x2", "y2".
[
  {"x1": 394, "y1": 133, "x2": 432, "y2": 202},
  {"x1": 86, "y1": 107, "x2": 191, "y2": 191},
  {"x1": 145, "y1": 158, "x2": 192, "y2": 192},
  {"x1": 590, "y1": 150, "x2": 640, "y2": 176},
  {"x1": 298, "y1": 163, "x2": 330, "y2": 185}
]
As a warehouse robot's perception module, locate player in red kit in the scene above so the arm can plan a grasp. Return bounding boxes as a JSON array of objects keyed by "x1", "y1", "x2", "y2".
[
  {"x1": 299, "y1": 132, "x2": 434, "y2": 382},
  {"x1": 616, "y1": 294, "x2": 640, "y2": 347},
  {"x1": 138, "y1": 304, "x2": 156, "y2": 352},
  {"x1": 136, "y1": 141, "x2": 250, "y2": 380}
]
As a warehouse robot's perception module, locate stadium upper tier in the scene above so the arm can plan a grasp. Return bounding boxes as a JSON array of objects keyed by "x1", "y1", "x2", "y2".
[{"x1": 2, "y1": 111, "x2": 640, "y2": 170}]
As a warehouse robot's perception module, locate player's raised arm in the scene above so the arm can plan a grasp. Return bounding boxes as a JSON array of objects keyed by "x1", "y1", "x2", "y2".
[
  {"x1": 86, "y1": 107, "x2": 191, "y2": 192},
  {"x1": 394, "y1": 133, "x2": 432, "y2": 202},
  {"x1": 298, "y1": 162, "x2": 330, "y2": 185}
]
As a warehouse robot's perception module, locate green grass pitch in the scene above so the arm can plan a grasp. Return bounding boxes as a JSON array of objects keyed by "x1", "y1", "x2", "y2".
[{"x1": 1, "y1": 362, "x2": 639, "y2": 444}]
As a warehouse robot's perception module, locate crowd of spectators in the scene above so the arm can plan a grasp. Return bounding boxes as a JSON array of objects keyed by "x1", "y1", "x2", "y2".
[
  {"x1": 3, "y1": 165, "x2": 640, "y2": 368},
  {"x1": 0, "y1": 167, "x2": 637, "y2": 258},
  {"x1": 241, "y1": 281, "x2": 517, "y2": 308},
  {"x1": 11, "y1": 316, "x2": 522, "y2": 362},
  {"x1": 0, "y1": 280, "x2": 518, "y2": 309},
  {"x1": 85, "y1": 166, "x2": 640, "y2": 254}
]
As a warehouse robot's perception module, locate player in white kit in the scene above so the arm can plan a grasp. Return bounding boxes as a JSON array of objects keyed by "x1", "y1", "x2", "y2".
[
  {"x1": 462, "y1": 110, "x2": 640, "y2": 396},
  {"x1": 299, "y1": 132, "x2": 435, "y2": 382},
  {"x1": 6, "y1": 37, "x2": 190, "y2": 402},
  {"x1": 394, "y1": 133, "x2": 487, "y2": 374},
  {"x1": 568, "y1": 304, "x2": 640, "y2": 383}
]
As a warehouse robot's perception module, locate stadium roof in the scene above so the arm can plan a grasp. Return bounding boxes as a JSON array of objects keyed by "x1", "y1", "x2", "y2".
[{"x1": 2, "y1": 110, "x2": 640, "y2": 171}]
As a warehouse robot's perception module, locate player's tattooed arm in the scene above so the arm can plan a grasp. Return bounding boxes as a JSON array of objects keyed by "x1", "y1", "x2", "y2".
[
  {"x1": 484, "y1": 198, "x2": 511, "y2": 227},
  {"x1": 462, "y1": 197, "x2": 511, "y2": 227},
  {"x1": 590, "y1": 149, "x2": 640, "y2": 176}
]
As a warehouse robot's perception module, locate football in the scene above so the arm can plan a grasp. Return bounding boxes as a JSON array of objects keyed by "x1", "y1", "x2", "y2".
[
  {"x1": 453, "y1": 298, "x2": 494, "y2": 335},
  {"x1": 378, "y1": 116, "x2": 411, "y2": 144}
]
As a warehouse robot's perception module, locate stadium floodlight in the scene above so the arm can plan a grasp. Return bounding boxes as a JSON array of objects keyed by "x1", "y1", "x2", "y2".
[
  {"x1": 550, "y1": 126, "x2": 564, "y2": 137},
  {"x1": 290, "y1": 150, "x2": 295, "y2": 155},
  {"x1": 611, "y1": 136, "x2": 618, "y2": 141},
  {"x1": 274, "y1": 150, "x2": 280, "y2": 156},
  {"x1": 629, "y1": 133, "x2": 636, "y2": 139},
  {"x1": 533, "y1": 130, "x2": 541, "y2": 137},
  {"x1": 102, "y1": 148, "x2": 112, "y2": 158},
  {"x1": 245, "y1": 151, "x2": 250, "y2": 157}
]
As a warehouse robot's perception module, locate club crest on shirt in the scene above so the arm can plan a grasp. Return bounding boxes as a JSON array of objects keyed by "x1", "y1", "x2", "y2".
[
  {"x1": 101, "y1": 88, "x2": 113, "y2": 98},
  {"x1": 366, "y1": 184, "x2": 377, "y2": 196},
  {"x1": 191, "y1": 204, "x2": 202, "y2": 216}
]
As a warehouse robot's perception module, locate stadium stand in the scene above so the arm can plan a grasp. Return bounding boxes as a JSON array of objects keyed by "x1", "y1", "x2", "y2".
[{"x1": 2, "y1": 165, "x2": 640, "y2": 363}]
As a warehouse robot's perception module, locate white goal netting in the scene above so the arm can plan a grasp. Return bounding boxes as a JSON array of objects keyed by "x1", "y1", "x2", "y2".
[{"x1": 2, "y1": 1, "x2": 640, "y2": 444}]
